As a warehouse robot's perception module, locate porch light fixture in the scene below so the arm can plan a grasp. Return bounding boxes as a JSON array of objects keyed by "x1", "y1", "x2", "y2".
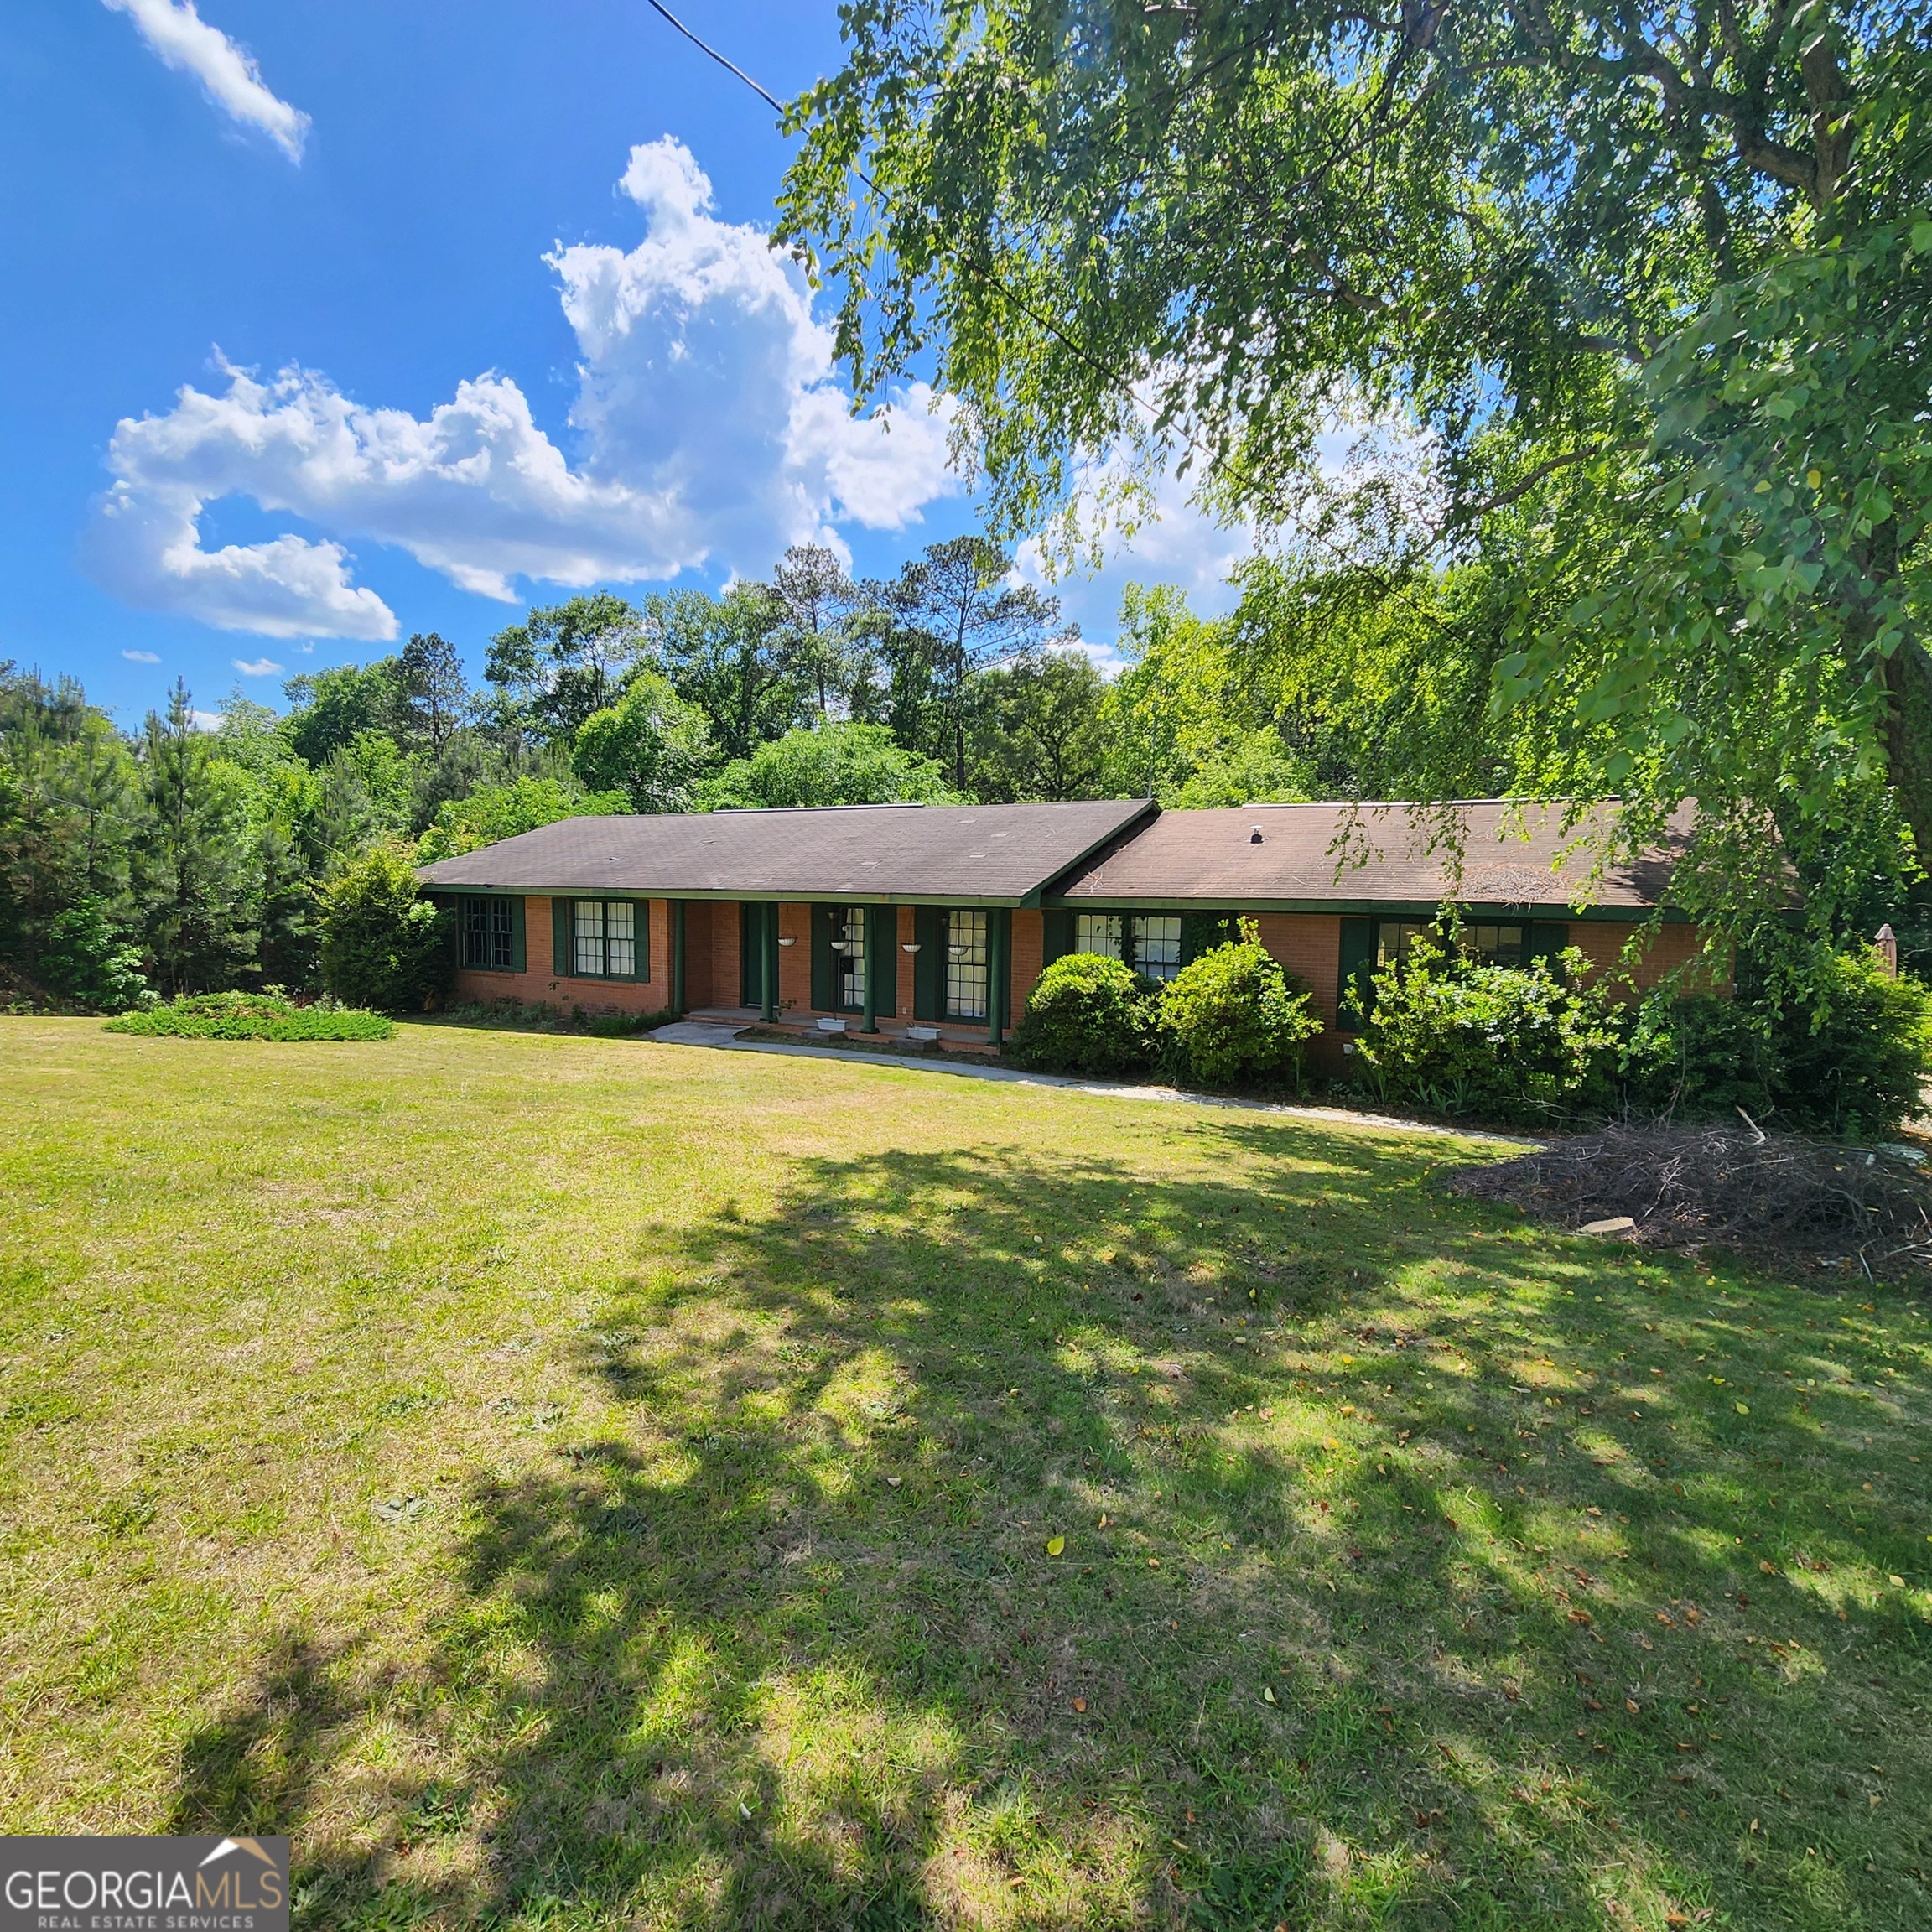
[
  {"x1": 776, "y1": 935, "x2": 797, "y2": 948},
  {"x1": 829, "y1": 937, "x2": 849, "y2": 952},
  {"x1": 901, "y1": 942, "x2": 921, "y2": 953}
]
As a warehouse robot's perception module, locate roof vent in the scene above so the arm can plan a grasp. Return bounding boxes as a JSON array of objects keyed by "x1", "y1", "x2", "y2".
[{"x1": 1249, "y1": 827, "x2": 1264, "y2": 844}]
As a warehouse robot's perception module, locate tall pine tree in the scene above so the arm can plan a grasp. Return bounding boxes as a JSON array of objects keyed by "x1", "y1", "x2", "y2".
[{"x1": 132, "y1": 682, "x2": 261, "y2": 995}]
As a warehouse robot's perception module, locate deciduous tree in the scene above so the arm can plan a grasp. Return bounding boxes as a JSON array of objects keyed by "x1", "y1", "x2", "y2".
[{"x1": 780, "y1": 3, "x2": 1932, "y2": 937}]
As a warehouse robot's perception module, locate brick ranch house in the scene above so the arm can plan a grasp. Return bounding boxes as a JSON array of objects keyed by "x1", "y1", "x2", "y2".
[{"x1": 416, "y1": 797, "x2": 1710, "y2": 1067}]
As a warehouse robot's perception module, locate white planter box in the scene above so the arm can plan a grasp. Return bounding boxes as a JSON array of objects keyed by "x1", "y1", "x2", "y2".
[
  {"x1": 815, "y1": 1016, "x2": 849, "y2": 1033},
  {"x1": 906, "y1": 1025, "x2": 941, "y2": 1042}
]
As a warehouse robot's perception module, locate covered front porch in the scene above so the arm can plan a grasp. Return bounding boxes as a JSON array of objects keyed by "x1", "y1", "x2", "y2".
[{"x1": 669, "y1": 900, "x2": 1041, "y2": 1047}]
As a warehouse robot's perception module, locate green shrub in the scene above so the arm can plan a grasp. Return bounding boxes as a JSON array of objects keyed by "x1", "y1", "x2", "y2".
[
  {"x1": 1768, "y1": 949, "x2": 1932, "y2": 1136},
  {"x1": 1351, "y1": 928, "x2": 1621, "y2": 1125},
  {"x1": 318, "y1": 841, "x2": 451, "y2": 1013},
  {"x1": 1156, "y1": 926, "x2": 1322, "y2": 1090},
  {"x1": 1617, "y1": 948, "x2": 1931, "y2": 1135},
  {"x1": 1618, "y1": 992, "x2": 1779, "y2": 1122},
  {"x1": 1007, "y1": 953, "x2": 1158, "y2": 1075},
  {"x1": 39, "y1": 896, "x2": 151, "y2": 1013},
  {"x1": 106, "y1": 990, "x2": 392, "y2": 1041},
  {"x1": 584, "y1": 1010, "x2": 676, "y2": 1038}
]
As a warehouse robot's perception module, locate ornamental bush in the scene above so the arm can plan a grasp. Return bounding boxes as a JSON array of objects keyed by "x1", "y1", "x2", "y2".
[
  {"x1": 317, "y1": 840, "x2": 451, "y2": 1013},
  {"x1": 1156, "y1": 925, "x2": 1321, "y2": 1090},
  {"x1": 1618, "y1": 991, "x2": 1779, "y2": 1123},
  {"x1": 1766, "y1": 949, "x2": 1932, "y2": 1137},
  {"x1": 106, "y1": 990, "x2": 392, "y2": 1041},
  {"x1": 1618, "y1": 948, "x2": 1932, "y2": 1135},
  {"x1": 1006, "y1": 952, "x2": 1158, "y2": 1075},
  {"x1": 1351, "y1": 927, "x2": 1621, "y2": 1125}
]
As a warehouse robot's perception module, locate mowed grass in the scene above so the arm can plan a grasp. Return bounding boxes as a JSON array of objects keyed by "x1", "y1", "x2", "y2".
[{"x1": 2, "y1": 1020, "x2": 1929, "y2": 1931}]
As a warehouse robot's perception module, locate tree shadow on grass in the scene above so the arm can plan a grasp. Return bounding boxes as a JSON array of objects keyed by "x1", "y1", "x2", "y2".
[{"x1": 170, "y1": 1123, "x2": 1931, "y2": 1929}]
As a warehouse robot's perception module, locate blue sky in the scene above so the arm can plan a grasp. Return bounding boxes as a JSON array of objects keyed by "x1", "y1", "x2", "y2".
[{"x1": 0, "y1": 1, "x2": 1249, "y2": 727}]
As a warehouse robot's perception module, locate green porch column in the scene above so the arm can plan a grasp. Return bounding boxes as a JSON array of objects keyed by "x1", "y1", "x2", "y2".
[
  {"x1": 671, "y1": 900, "x2": 686, "y2": 1016},
  {"x1": 761, "y1": 901, "x2": 779, "y2": 1024},
  {"x1": 988, "y1": 906, "x2": 1010, "y2": 1049},
  {"x1": 862, "y1": 904, "x2": 879, "y2": 1033}
]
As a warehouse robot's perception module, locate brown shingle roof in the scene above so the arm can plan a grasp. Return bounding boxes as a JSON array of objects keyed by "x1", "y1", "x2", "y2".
[
  {"x1": 1046, "y1": 802, "x2": 1695, "y2": 914},
  {"x1": 415, "y1": 798, "x2": 1154, "y2": 905}
]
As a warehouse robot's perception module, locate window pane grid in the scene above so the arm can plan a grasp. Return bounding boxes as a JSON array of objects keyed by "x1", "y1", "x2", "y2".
[
  {"x1": 837, "y1": 907, "x2": 865, "y2": 1009},
  {"x1": 946, "y1": 908, "x2": 988, "y2": 1019},
  {"x1": 574, "y1": 901, "x2": 606, "y2": 976},
  {"x1": 1376, "y1": 920, "x2": 1432, "y2": 969},
  {"x1": 1462, "y1": 922, "x2": 1525, "y2": 967},
  {"x1": 1133, "y1": 915, "x2": 1182, "y2": 983},
  {"x1": 1074, "y1": 913, "x2": 1122, "y2": 960},
  {"x1": 461, "y1": 896, "x2": 515, "y2": 970},
  {"x1": 606, "y1": 901, "x2": 636, "y2": 977}
]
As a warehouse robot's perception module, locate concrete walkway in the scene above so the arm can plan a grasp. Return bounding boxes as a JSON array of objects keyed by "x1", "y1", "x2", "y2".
[{"x1": 647, "y1": 1020, "x2": 1534, "y2": 1145}]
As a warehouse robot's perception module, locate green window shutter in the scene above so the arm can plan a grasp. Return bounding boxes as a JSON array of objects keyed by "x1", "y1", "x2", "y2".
[
  {"x1": 1337, "y1": 917, "x2": 1374, "y2": 1031},
  {"x1": 739, "y1": 902, "x2": 759, "y2": 1005},
  {"x1": 633, "y1": 900, "x2": 649, "y2": 984},
  {"x1": 1005, "y1": 907, "x2": 1020, "y2": 1043},
  {"x1": 553, "y1": 898, "x2": 571, "y2": 977},
  {"x1": 510, "y1": 896, "x2": 527, "y2": 974},
  {"x1": 1527, "y1": 921, "x2": 1569, "y2": 982},
  {"x1": 1181, "y1": 912, "x2": 1232, "y2": 968},
  {"x1": 1041, "y1": 909, "x2": 1072, "y2": 968},
  {"x1": 913, "y1": 906, "x2": 945, "y2": 1020},
  {"x1": 811, "y1": 904, "x2": 837, "y2": 1011},
  {"x1": 446, "y1": 896, "x2": 466, "y2": 970}
]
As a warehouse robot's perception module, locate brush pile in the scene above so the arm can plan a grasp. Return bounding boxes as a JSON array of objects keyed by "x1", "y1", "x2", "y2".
[{"x1": 1452, "y1": 1121, "x2": 1932, "y2": 1279}]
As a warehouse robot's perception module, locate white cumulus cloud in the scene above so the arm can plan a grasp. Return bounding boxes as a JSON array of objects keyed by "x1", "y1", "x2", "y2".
[
  {"x1": 122, "y1": 648, "x2": 162, "y2": 662},
  {"x1": 232, "y1": 656, "x2": 282, "y2": 676},
  {"x1": 88, "y1": 138, "x2": 959, "y2": 639},
  {"x1": 103, "y1": 0, "x2": 309, "y2": 161}
]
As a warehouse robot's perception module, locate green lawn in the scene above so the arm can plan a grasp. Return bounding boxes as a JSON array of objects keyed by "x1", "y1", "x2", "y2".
[{"x1": 2, "y1": 1017, "x2": 1929, "y2": 1930}]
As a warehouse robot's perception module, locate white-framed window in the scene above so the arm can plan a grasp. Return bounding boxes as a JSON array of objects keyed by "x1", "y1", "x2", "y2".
[
  {"x1": 572, "y1": 901, "x2": 639, "y2": 979},
  {"x1": 1074, "y1": 912, "x2": 1123, "y2": 959},
  {"x1": 605, "y1": 900, "x2": 636, "y2": 977},
  {"x1": 1375, "y1": 919, "x2": 1435, "y2": 970},
  {"x1": 1132, "y1": 915, "x2": 1182, "y2": 983},
  {"x1": 460, "y1": 896, "x2": 514, "y2": 970},
  {"x1": 836, "y1": 906, "x2": 866, "y2": 1009},
  {"x1": 1461, "y1": 922, "x2": 1526, "y2": 967},
  {"x1": 946, "y1": 908, "x2": 988, "y2": 1019}
]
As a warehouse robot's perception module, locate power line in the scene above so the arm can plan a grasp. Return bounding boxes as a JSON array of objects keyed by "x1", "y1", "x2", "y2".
[{"x1": 642, "y1": 0, "x2": 786, "y2": 116}]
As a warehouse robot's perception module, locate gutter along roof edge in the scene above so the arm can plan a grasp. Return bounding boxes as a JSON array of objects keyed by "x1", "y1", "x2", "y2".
[
  {"x1": 426, "y1": 886, "x2": 1057, "y2": 909},
  {"x1": 1037, "y1": 896, "x2": 1694, "y2": 921}
]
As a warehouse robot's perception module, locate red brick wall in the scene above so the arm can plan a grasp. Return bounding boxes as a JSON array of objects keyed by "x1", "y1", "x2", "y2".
[
  {"x1": 1010, "y1": 908, "x2": 1044, "y2": 1021},
  {"x1": 712, "y1": 900, "x2": 745, "y2": 1007},
  {"x1": 1254, "y1": 913, "x2": 1346, "y2": 1031},
  {"x1": 896, "y1": 906, "x2": 917, "y2": 1016},
  {"x1": 776, "y1": 902, "x2": 810, "y2": 1013},
  {"x1": 1571, "y1": 919, "x2": 1723, "y2": 995},
  {"x1": 450, "y1": 895, "x2": 673, "y2": 1015}
]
